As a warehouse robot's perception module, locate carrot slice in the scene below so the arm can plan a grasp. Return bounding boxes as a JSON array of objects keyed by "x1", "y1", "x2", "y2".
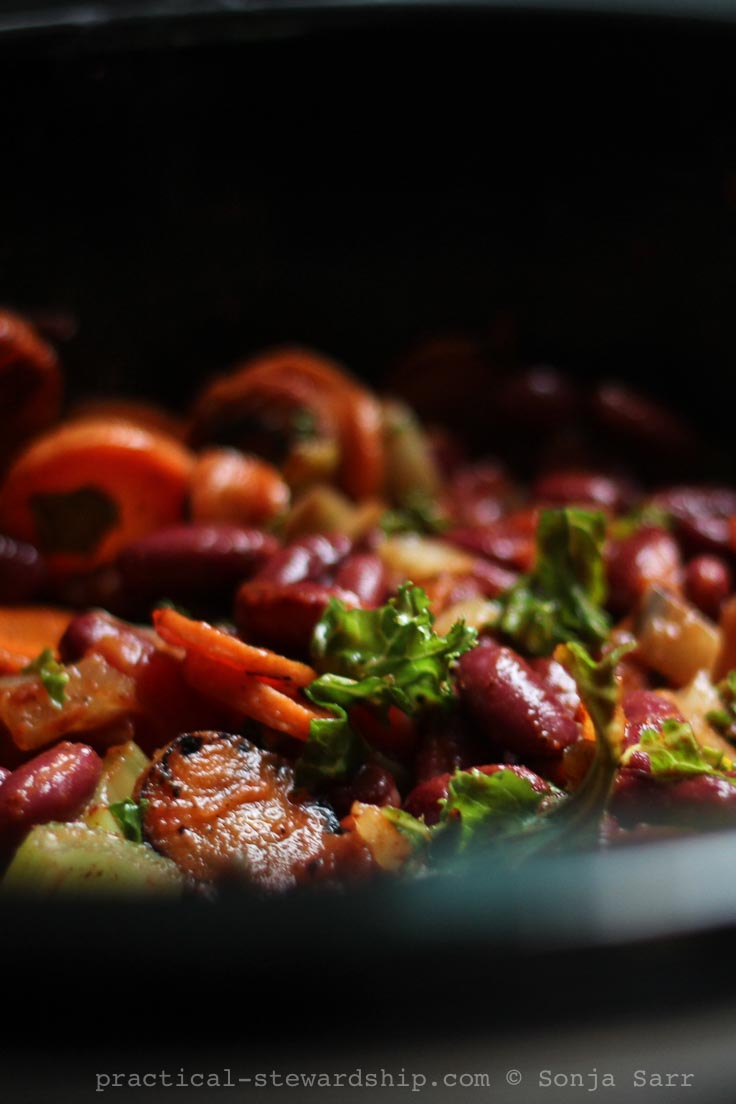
[
  {"x1": 153, "y1": 607, "x2": 317, "y2": 688},
  {"x1": 0, "y1": 419, "x2": 194, "y2": 578},
  {"x1": 189, "y1": 448, "x2": 290, "y2": 527},
  {"x1": 183, "y1": 651, "x2": 327, "y2": 741},
  {"x1": 0, "y1": 605, "x2": 74, "y2": 673},
  {"x1": 67, "y1": 398, "x2": 187, "y2": 441},
  {"x1": 189, "y1": 346, "x2": 385, "y2": 500}
]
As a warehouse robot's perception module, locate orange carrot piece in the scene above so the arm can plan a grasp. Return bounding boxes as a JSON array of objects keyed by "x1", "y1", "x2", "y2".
[
  {"x1": 153, "y1": 607, "x2": 317, "y2": 688},
  {"x1": 190, "y1": 448, "x2": 290, "y2": 527},
  {"x1": 0, "y1": 605, "x2": 74, "y2": 673},
  {"x1": 0, "y1": 418, "x2": 194, "y2": 578},
  {"x1": 67, "y1": 397, "x2": 187, "y2": 441},
  {"x1": 190, "y1": 346, "x2": 385, "y2": 499},
  {"x1": 183, "y1": 651, "x2": 327, "y2": 741}
]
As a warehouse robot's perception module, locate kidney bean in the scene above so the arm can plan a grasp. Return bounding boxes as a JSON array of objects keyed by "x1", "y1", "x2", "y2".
[
  {"x1": 456, "y1": 638, "x2": 579, "y2": 758},
  {"x1": 0, "y1": 741, "x2": 102, "y2": 848},
  {"x1": 468, "y1": 558, "x2": 518, "y2": 597},
  {"x1": 350, "y1": 704, "x2": 418, "y2": 762},
  {"x1": 117, "y1": 524, "x2": 278, "y2": 603},
  {"x1": 611, "y1": 770, "x2": 736, "y2": 830},
  {"x1": 254, "y1": 533, "x2": 351, "y2": 586},
  {"x1": 405, "y1": 763, "x2": 550, "y2": 826},
  {"x1": 443, "y1": 462, "x2": 512, "y2": 527},
  {"x1": 414, "y1": 710, "x2": 490, "y2": 783},
  {"x1": 330, "y1": 764, "x2": 401, "y2": 819},
  {"x1": 605, "y1": 526, "x2": 682, "y2": 614},
  {"x1": 533, "y1": 469, "x2": 637, "y2": 513},
  {"x1": 650, "y1": 485, "x2": 736, "y2": 556},
  {"x1": 678, "y1": 515, "x2": 733, "y2": 557},
  {"x1": 235, "y1": 580, "x2": 359, "y2": 653},
  {"x1": 404, "y1": 772, "x2": 453, "y2": 824},
  {"x1": 685, "y1": 555, "x2": 732, "y2": 620},
  {"x1": 447, "y1": 509, "x2": 538, "y2": 572},
  {"x1": 333, "y1": 553, "x2": 388, "y2": 608},
  {"x1": 592, "y1": 383, "x2": 695, "y2": 455},
  {"x1": 622, "y1": 689, "x2": 685, "y2": 751},
  {"x1": 0, "y1": 766, "x2": 10, "y2": 788},
  {"x1": 496, "y1": 366, "x2": 579, "y2": 429},
  {"x1": 529, "y1": 657, "x2": 581, "y2": 716},
  {"x1": 0, "y1": 535, "x2": 46, "y2": 603},
  {"x1": 58, "y1": 610, "x2": 155, "y2": 670}
]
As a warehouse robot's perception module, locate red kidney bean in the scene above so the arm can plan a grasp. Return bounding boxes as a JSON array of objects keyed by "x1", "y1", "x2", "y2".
[
  {"x1": 611, "y1": 770, "x2": 736, "y2": 830},
  {"x1": 622, "y1": 689, "x2": 685, "y2": 752},
  {"x1": 414, "y1": 710, "x2": 490, "y2": 783},
  {"x1": 533, "y1": 469, "x2": 637, "y2": 513},
  {"x1": 650, "y1": 486, "x2": 736, "y2": 556},
  {"x1": 529, "y1": 657, "x2": 581, "y2": 717},
  {"x1": 235, "y1": 580, "x2": 359, "y2": 653},
  {"x1": 443, "y1": 462, "x2": 512, "y2": 527},
  {"x1": 254, "y1": 533, "x2": 351, "y2": 586},
  {"x1": 405, "y1": 763, "x2": 550, "y2": 826},
  {"x1": 0, "y1": 767, "x2": 10, "y2": 788},
  {"x1": 605, "y1": 526, "x2": 682, "y2": 614},
  {"x1": 678, "y1": 515, "x2": 732, "y2": 557},
  {"x1": 685, "y1": 555, "x2": 732, "y2": 620},
  {"x1": 468, "y1": 558, "x2": 518, "y2": 597},
  {"x1": 51, "y1": 564, "x2": 128, "y2": 616},
  {"x1": 330, "y1": 764, "x2": 401, "y2": 819},
  {"x1": 333, "y1": 554, "x2": 388, "y2": 607},
  {"x1": 58, "y1": 610, "x2": 155, "y2": 670},
  {"x1": 0, "y1": 741, "x2": 102, "y2": 848},
  {"x1": 118, "y1": 524, "x2": 278, "y2": 601},
  {"x1": 592, "y1": 383, "x2": 695, "y2": 455},
  {"x1": 456, "y1": 638, "x2": 580, "y2": 758},
  {"x1": 447, "y1": 509, "x2": 538, "y2": 572},
  {"x1": 0, "y1": 535, "x2": 46, "y2": 603},
  {"x1": 349, "y1": 704, "x2": 418, "y2": 763},
  {"x1": 426, "y1": 427, "x2": 466, "y2": 479},
  {"x1": 496, "y1": 366, "x2": 579, "y2": 429}
]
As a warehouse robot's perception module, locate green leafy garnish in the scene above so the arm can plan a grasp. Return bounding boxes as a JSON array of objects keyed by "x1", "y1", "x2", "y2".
[
  {"x1": 497, "y1": 507, "x2": 611, "y2": 657},
  {"x1": 290, "y1": 407, "x2": 318, "y2": 441},
  {"x1": 706, "y1": 670, "x2": 736, "y2": 741},
  {"x1": 109, "y1": 798, "x2": 149, "y2": 844},
  {"x1": 310, "y1": 582, "x2": 477, "y2": 712},
  {"x1": 437, "y1": 768, "x2": 557, "y2": 851},
  {"x1": 381, "y1": 806, "x2": 433, "y2": 853},
  {"x1": 296, "y1": 583, "x2": 477, "y2": 787},
  {"x1": 22, "y1": 648, "x2": 69, "y2": 709},
  {"x1": 625, "y1": 717, "x2": 735, "y2": 779},
  {"x1": 471, "y1": 642, "x2": 629, "y2": 862},
  {"x1": 609, "y1": 502, "x2": 673, "y2": 541},
  {"x1": 380, "y1": 491, "x2": 450, "y2": 536}
]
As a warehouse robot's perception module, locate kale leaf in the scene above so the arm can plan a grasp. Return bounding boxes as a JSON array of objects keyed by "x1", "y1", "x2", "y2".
[{"x1": 497, "y1": 507, "x2": 611, "y2": 657}]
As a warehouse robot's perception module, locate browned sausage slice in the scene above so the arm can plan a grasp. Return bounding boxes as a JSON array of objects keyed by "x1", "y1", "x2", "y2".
[{"x1": 137, "y1": 731, "x2": 342, "y2": 890}]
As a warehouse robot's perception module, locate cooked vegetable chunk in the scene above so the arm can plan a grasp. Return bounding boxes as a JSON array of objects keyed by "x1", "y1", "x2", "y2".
[
  {"x1": 2, "y1": 821, "x2": 183, "y2": 895},
  {"x1": 137, "y1": 731, "x2": 344, "y2": 889}
]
